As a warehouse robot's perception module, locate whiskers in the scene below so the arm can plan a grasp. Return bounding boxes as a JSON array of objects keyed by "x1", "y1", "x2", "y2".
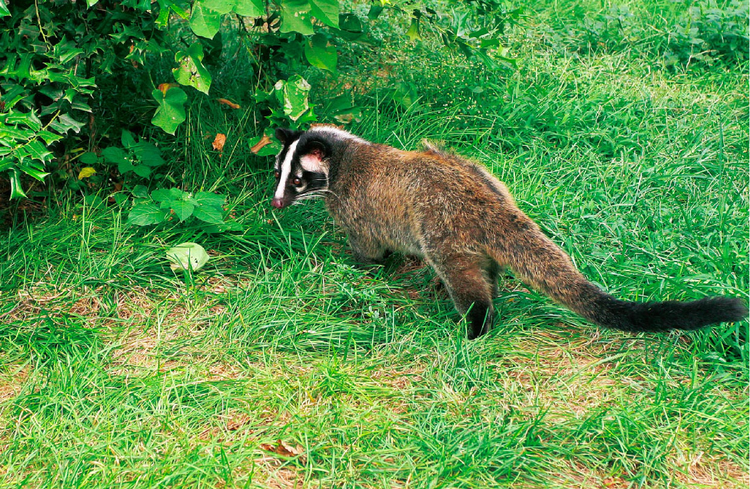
[{"x1": 293, "y1": 188, "x2": 340, "y2": 205}]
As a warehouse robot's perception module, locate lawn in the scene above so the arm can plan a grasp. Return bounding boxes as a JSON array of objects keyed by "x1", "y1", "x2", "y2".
[{"x1": 1, "y1": 1, "x2": 748, "y2": 487}]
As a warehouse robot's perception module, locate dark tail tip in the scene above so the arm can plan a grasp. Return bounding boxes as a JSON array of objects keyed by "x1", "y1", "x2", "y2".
[{"x1": 591, "y1": 295, "x2": 748, "y2": 333}]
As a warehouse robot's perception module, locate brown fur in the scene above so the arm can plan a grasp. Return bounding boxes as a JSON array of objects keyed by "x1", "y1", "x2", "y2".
[{"x1": 273, "y1": 127, "x2": 747, "y2": 338}]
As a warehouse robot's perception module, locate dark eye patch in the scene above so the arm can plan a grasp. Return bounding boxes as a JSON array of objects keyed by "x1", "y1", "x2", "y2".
[{"x1": 302, "y1": 171, "x2": 328, "y2": 191}]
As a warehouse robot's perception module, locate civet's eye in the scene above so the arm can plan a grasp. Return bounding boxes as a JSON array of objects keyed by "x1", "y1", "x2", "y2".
[
  {"x1": 274, "y1": 169, "x2": 280, "y2": 179},
  {"x1": 292, "y1": 177, "x2": 302, "y2": 186}
]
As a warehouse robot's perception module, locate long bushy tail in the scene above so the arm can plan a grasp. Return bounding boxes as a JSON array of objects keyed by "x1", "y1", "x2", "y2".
[{"x1": 490, "y1": 224, "x2": 747, "y2": 333}]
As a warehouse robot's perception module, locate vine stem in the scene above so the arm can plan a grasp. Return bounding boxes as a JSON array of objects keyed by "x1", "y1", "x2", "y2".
[{"x1": 34, "y1": 0, "x2": 49, "y2": 45}]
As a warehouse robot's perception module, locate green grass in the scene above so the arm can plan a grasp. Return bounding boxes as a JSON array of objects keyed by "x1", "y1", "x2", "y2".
[{"x1": 1, "y1": 1, "x2": 748, "y2": 487}]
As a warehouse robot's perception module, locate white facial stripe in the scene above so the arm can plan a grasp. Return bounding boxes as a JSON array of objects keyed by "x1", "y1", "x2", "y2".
[
  {"x1": 300, "y1": 154, "x2": 324, "y2": 173},
  {"x1": 275, "y1": 140, "x2": 298, "y2": 199}
]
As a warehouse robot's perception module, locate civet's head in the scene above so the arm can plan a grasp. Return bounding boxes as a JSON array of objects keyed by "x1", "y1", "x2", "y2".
[{"x1": 271, "y1": 128, "x2": 330, "y2": 209}]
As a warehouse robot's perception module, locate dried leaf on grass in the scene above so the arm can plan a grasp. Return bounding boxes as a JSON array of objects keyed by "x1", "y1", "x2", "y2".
[
  {"x1": 250, "y1": 134, "x2": 273, "y2": 154},
  {"x1": 217, "y1": 98, "x2": 241, "y2": 109},
  {"x1": 260, "y1": 440, "x2": 307, "y2": 465},
  {"x1": 212, "y1": 133, "x2": 227, "y2": 153}
]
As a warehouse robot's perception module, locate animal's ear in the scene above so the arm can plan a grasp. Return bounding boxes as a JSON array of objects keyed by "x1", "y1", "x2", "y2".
[
  {"x1": 275, "y1": 128, "x2": 294, "y2": 144},
  {"x1": 306, "y1": 140, "x2": 328, "y2": 160},
  {"x1": 299, "y1": 140, "x2": 329, "y2": 173}
]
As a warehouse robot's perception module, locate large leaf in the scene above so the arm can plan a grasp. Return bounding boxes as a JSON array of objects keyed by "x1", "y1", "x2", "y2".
[
  {"x1": 151, "y1": 87, "x2": 187, "y2": 135},
  {"x1": 173, "y1": 42, "x2": 212, "y2": 94},
  {"x1": 0, "y1": 0, "x2": 10, "y2": 18},
  {"x1": 192, "y1": 204, "x2": 224, "y2": 224},
  {"x1": 202, "y1": 0, "x2": 234, "y2": 14},
  {"x1": 166, "y1": 242, "x2": 210, "y2": 271},
  {"x1": 193, "y1": 191, "x2": 225, "y2": 224},
  {"x1": 128, "y1": 201, "x2": 169, "y2": 226},
  {"x1": 170, "y1": 200, "x2": 195, "y2": 221},
  {"x1": 304, "y1": 34, "x2": 337, "y2": 73},
  {"x1": 150, "y1": 188, "x2": 174, "y2": 202},
  {"x1": 335, "y1": 13, "x2": 364, "y2": 41},
  {"x1": 280, "y1": 0, "x2": 314, "y2": 35},
  {"x1": 310, "y1": 0, "x2": 339, "y2": 28},
  {"x1": 233, "y1": 0, "x2": 263, "y2": 17},
  {"x1": 194, "y1": 191, "x2": 225, "y2": 207},
  {"x1": 274, "y1": 75, "x2": 311, "y2": 122},
  {"x1": 189, "y1": 0, "x2": 223, "y2": 39}
]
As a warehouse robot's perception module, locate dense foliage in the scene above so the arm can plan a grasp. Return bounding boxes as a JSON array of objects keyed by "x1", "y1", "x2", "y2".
[{"x1": 0, "y1": 0, "x2": 516, "y2": 204}]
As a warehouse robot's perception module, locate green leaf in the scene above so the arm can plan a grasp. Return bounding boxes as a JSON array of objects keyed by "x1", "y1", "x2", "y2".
[
  {"x1": 310, "y1": 0, "x2": 339, "y2": 28},
  {"x1": 118, "y1": 160, "x2": 135, "y2": 175},
  {"x1": 48, "y1": 114, "x2": 85, "y2": 134},
  {"x1": 17, "y1": 159, "x2": 49, "y2": 181},
  {"x1": 193, "y1": 203, "x2": 224, "y2": 224},
  {"x1": 233, "y1": 0, "x2": 263, "y2": 16},
  {"x1": 0, "y1": 84, "x2": 28, "y2": 111},
  {"x1": 304, "y1": 34, "x2": 337, "y2": 73},
  {"x1": 274, "y1": 75, "x2": 311, "y2": 122},
  {"x1": 80, "y1": 152, "x2": 99, "y2": 165},
  {"x1": 280, "y1": 0, "x2": 314, "y2": 35},
  {"x1": 132, "y1": 164, "x2": 152, "y2": 178},
  {"x1": 113, "y1": 193, "x2": 129, "y2": 206},
  {"x1": 367, "y1": 5, "x2": 383, "y2": 20},
  {"x1": 151, "y1": 87, "x2": 187, "y2": 135},
  {"x1": 173, "y1": 43, "x2": 213, "y2": 95},
  {"x1": 203, "y1": 0, "x2": 234, "y2": 14},
  {"x1": 128, "y1": 201, "x2": 169, "y2": 226},
  {"x1": 9, "y1": 169, "x2": 28, "y2": 199},
  {"x1": 121, "y1": 130, "x2": 136, "y2": 149},
  {"x1": 193, "y1": 191, "x2": 226, "y2": 224},
  {"x1": 194, "y1": 191, "x2": 225, "y2": 207},
  {"x1": 38, "y1": 131, "x2": 63, "y2": 145},
  {"x1": 335, "y1": 13, "x2": 364, "y2": 41},
  {"x1": 189, "y1": 0, "x2": 223, "y2": 39},
  {"x1": 132, "y1": 141, "x2": 165, "y2": 167},
  {"x1": 168, "y1": 187, "x2": 189, "y2": 201},
  {"x1": 170, "y1": 200, "x2": 195, "y2": 221},
  {"x1": 132, "y1": 185, "x2": 149, "y2": 198},
  {"x1": 3, "y1": 110, "x2": 42, "y2": 131},
  {"x1": 26, "y1": 140, "x2": 52, "y2": 161},
  {"x1": 166, "y1": 242, "x2": 210, "y2": 271},
  {"x1": 151, "y1": 188, "x2": 175, "y2": 202},
  {"x1": 0, "y1": 0, "x2": 10, "y2": 18},
  {"x1": 406, "y1": 17, "x2": 421, "y2": 41},
  {"x1": 158, "y1": 0, "x2": 190, "y2": 22},
  {"x1": 0, "y1": 158, "x2": 13, "y2": 172},
  {"x1": 102, "y1": 147, "x2": 129, "y2": 166}
]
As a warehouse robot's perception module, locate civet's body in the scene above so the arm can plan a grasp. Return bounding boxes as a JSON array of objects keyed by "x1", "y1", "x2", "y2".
[{"x1": 271, "y1": 126, "x2": 746, "y2": 339}]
